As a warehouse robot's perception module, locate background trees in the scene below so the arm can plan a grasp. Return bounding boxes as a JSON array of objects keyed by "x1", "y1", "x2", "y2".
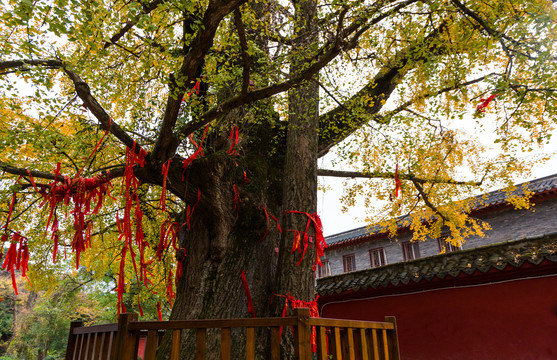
[{"x1": 1, "y1": 0, "x2": 556, "y2": 356}]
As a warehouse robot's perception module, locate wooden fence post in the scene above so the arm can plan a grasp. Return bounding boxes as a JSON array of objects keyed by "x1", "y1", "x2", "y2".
[
  {"x1": 385, "y1": 316, "x2": 401, "y2": 360},
  {"x1": 293, "y1": 307, "x2": 311, "y2": 360},
  {"x1": 115, "y1": 313, "x2": 139, "y2": 360},
  {"x1": 65, "y1": 320, "x2": 83, "y2": 360}
]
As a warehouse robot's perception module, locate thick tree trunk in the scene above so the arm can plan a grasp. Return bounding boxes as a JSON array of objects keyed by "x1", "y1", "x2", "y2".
[
  {"x1": 158, "y1": 121, "x2": 285, "y2": 358},
  {"x1": 275, "y1": 0, "x2": 319, "y2": 303},
  {"x1": 158, "y1": 1, "x2": 319, "y2": 357}
]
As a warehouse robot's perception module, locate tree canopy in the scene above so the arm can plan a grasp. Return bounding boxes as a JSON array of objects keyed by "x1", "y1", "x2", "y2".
[{"x1": 1, "y1": 0, "x2": 556, "y2": 337}]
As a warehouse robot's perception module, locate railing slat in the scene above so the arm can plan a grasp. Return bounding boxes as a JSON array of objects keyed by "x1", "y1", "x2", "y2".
[
  {"x1": 220, "y1": 328, "x2": 231, "y2": 360},
  {"x1": 317, "y1": 326, "x2": 328, "y2": 360},
  {"x1": 371, "y1": 329, "x2": 380, "y2": 360},
  {"x1": 382, "y1": 329, "x2": 390, "y2": 360},
  {"x1": 385, "y1": 316, "x2": 401, "y2": 360},
  {"x1": 90, "y1": 332, "x2": 99, "y2": 359},
  {"x1": 80, "y1": 334, "x2": 88, "y2": 360},
  {"x1": 105, "y1": 331, "x2": 115, "y2": 360},
  {"x1": 144, "y1": 330, "x2": 158, "y2": 360},
  {"x1": 333, "y1": 327, "x2": 342, "y2": 360},
  {"x1": 246, "y1": 327, "x2": 255, "y2": 360},
  {"x1": 170, "y1": 329, "x2": 182, "y2": 360},
  {"x1": 270, "y1": 327, "x2": 280, "y2": 360},
  {"x1": 196, "y1": 328, "x2": 206, "y2": 360},
  {"x1": 359, "y1": 329, "x2": 369, "y2": 360},
  {"x1": 73, "y1": 333, "x2": 82, "y2": 360},
  {"x1": 75, "y1": 333, "x2": 83, "y2": 360},
  {"x1": 346, "y1": 328, "x2": 355, "y2": 360}
]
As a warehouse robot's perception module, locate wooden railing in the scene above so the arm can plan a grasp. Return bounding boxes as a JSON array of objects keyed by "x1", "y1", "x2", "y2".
[{"x1": 65, "y1": 308, "x2": 400, "y2": 360}]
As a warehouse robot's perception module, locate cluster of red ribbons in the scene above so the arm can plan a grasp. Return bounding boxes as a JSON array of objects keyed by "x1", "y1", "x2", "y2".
[
  {"x1": 1, "y1": 233, "x2": 29, "y2": 295},
  {"x1": 38, "y1": 167, "x2": 114, "y2": 269},
  {"x1": 115, "y1": 143, "x2": 149, "y2": 316},
  {"x1": 476, "y1": 94, "x2": 497, "y2": 113},
  {"x1": 1, "y1": 121, "x2": 115, "y2": 294},
  {"x1": 285, "y1": 211, "x2": 327, "y2": 270},
  {"x1": 275, "y1": 293, "x2": 320, "y2": 352}
]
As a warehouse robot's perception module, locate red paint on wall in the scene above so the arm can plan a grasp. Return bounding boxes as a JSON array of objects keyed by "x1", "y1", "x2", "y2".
[{"x1": 321, "y1": 275, "x2": 557, "y2": 360}]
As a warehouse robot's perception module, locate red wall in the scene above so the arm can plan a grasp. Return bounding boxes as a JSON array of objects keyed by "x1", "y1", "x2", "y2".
[{"x1": 320, "y1": 275, "x2": 557, "y2": 360}]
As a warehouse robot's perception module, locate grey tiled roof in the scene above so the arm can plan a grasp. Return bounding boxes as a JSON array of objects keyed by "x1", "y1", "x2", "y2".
[
  {"x1": 317, "y1": 233, "x2": 557, "y2": 296},
  {"x1": 326, "y1": 174, "x2": 557, "y2": 246}
]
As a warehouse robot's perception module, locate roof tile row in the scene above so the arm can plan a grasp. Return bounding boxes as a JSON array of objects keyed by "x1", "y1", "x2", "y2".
[{"x1": 317, "y1": 233, "x2": 557, "y2": 296}]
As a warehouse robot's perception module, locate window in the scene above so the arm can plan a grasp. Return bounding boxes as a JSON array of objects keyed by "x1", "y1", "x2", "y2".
[
  {"x1": 437, "y1": 237, "x2": 461, "y2": 253},
  {"x1": 342, "y1": 254, "x2": 356, "y2": 273},
  {"x1": 401, "y1": 241, "x2": 420, "y2": 261},
  {"x1": 369, "y1": 248, "x2": 386, "y2": 268},
  {"x1": 317, "y1": 259, "x2": 331, "y2": 278}
]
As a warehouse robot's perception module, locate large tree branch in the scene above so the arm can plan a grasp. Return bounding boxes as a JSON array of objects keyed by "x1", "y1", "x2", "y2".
[
  {"x1": 0, "y1": 160, "x2": 126, "y2": 185},
  {"x1": 450, "y1": 0, "x2": 546, "y2": 60},
  {"x1": 151, "y1": 0, "x2": 248, "y2": 163},
  {"x1": 62, "y1": 68, "x2": 140, "y2": 151},
  {"x1": 234, "y1": 8, "x2": 250, "y2": 96},
  {"x1": 0, "y1": 161, "x2": 61, "y2": 181},
  {"x1": 317, "y1": 23, "x2": 448, "y2": 158},
  {"x1": 0, "y1": 59, "x2": 141, "y2": 153},
  {"x1": 103, "y1": 0, "x2": 166, "y2": 49},
  {"x1": 317, "y1": 168, "x2": 480, "y2": 186},
  {"x1": 177, "y1": 1, "x2": 417, "y2": 138},
  {"x1": 412, "y1": 179, "x2": 449, "y2": 223}
]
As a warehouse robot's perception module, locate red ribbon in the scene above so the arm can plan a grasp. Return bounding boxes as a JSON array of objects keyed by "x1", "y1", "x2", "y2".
[
  {"x1": 182, "y1": 125, "x2": 209, "y2": 180},
  {"x1": 258, "y1": 206, "x2": 282, "y2": 242},
  {"x1": 227, "y1": 126, "x2": 239, "y2": 156},
  {"x1": 185, "y1": 188, "x2": 201, "y2": 230},
  {"x1": 3, "y1": 176, "x2": 22, "y2": 230},
  {"x1": 394, "y1": 163, "x2": 401, "y2": 198},
  {"x1": 160, "y1": 159, "x2": 172, "y2": 211},
  {"x1": 75, "y1": 117, "x2": 112, "y2": 178},
  {"x1": 241, "y1": 270, "x2": 256, "y2": 318},
  {"x1": 157, "y1": 302, "x2": 163, "y2": 321},
  {"x1": 166, "y1": 269, "x2": 176, "y2": 305},
  {"x1": 476, "y1": 94, "x2": 497, "y2": 113},
  {"x1": 233, "y1": 185, "x2": 241, "y2": 218}
]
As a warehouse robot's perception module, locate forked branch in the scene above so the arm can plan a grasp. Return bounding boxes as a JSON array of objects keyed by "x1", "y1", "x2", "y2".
[{"x1": 317, "y1": 169, "x2": 481, "y2": 186}]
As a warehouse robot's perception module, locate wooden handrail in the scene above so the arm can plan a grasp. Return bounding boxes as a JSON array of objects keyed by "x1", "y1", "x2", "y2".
[
  {"x1": 309, "y1": 317, "x2": 395, "y2": 329},
  {"x1": 127, "y1": 316, "x2": 298, "y2": 330},
  {"x1": 65, "y1": 309, "x2": 401, "y2": 360}
]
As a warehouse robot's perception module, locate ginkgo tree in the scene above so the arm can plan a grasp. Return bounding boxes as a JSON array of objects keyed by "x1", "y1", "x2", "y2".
[{"x1": 1, "y1": 0, "x2": 557, "y2": 356}]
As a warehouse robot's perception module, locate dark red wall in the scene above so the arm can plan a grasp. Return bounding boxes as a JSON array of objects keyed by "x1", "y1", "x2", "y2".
[{"x1": 320, "y1": 275, "x2": 557, "y2": 360}]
